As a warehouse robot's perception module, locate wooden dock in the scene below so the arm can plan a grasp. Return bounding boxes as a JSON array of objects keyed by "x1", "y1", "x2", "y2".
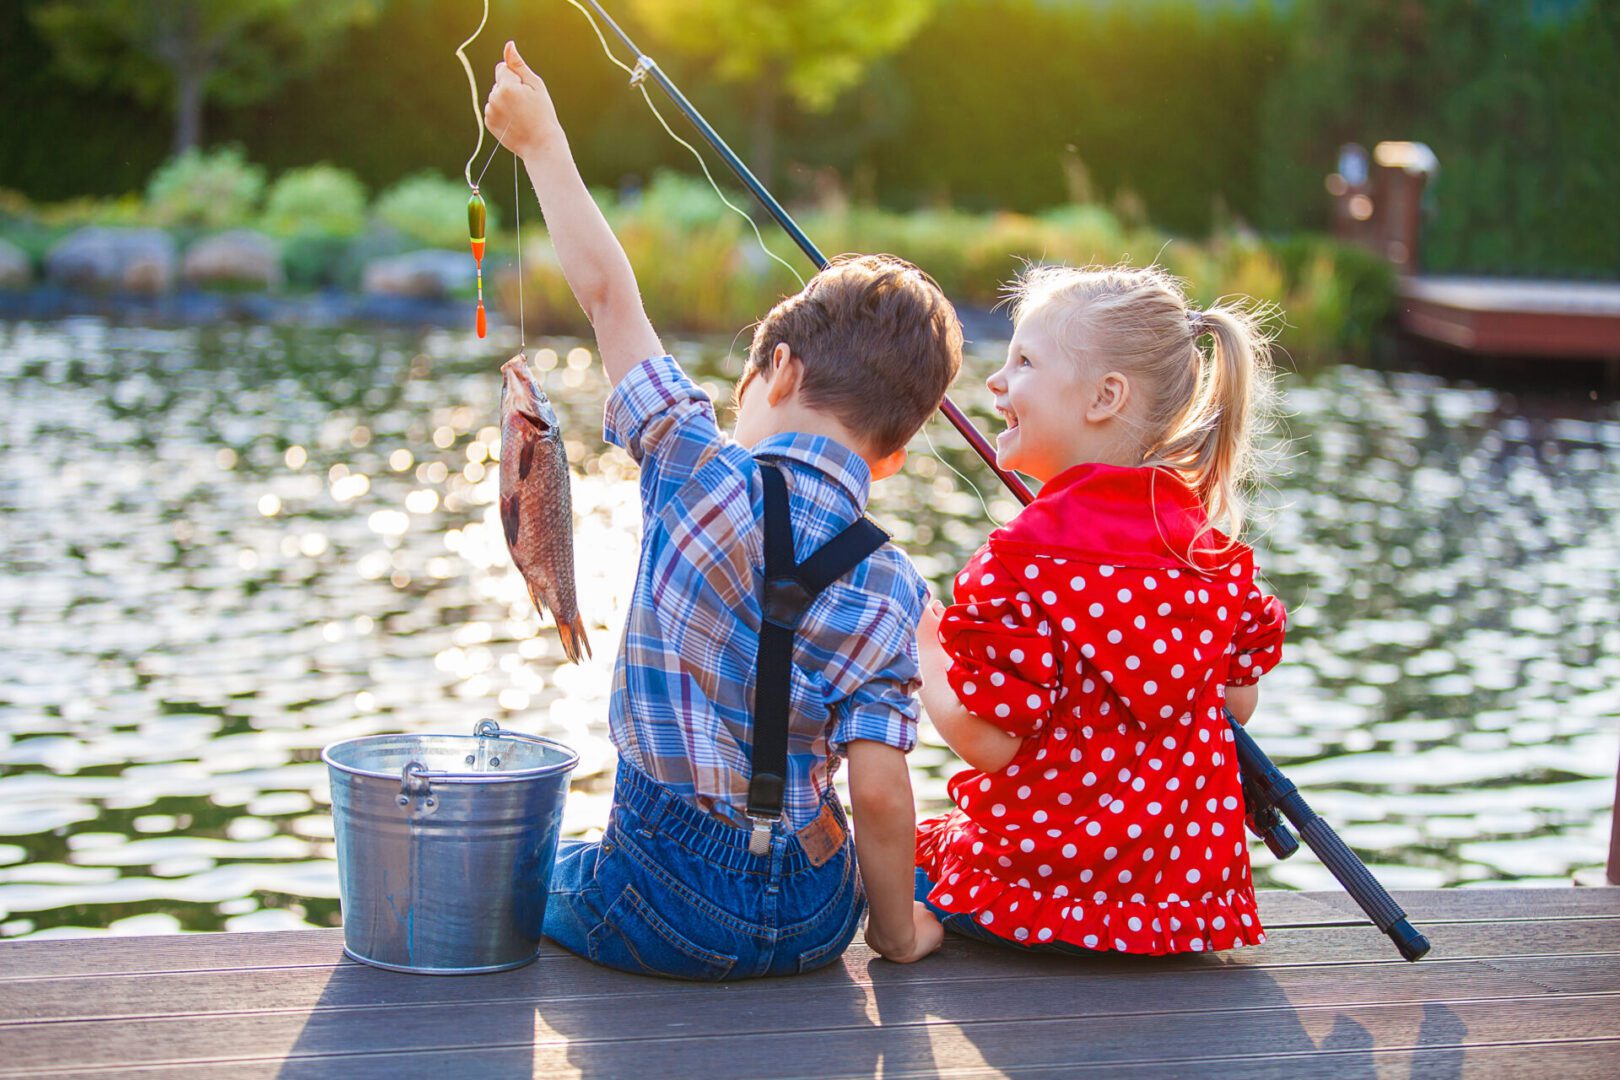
[
  {"x1": 1, "y1": 887, "x2": 1617, "y2": 1078},
  {"x1": 1398, "y1": 276, "x2": 1620, "y2": 360}
]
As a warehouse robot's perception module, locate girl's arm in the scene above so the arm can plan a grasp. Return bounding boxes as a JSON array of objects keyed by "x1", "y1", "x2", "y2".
[
  {"x1": 485, "y1": 42, "x2": 662, "y2": 386},
  {"x1": 1225, "y1": 683, "x2": 1259, "y2": 725},
  {"x1": 917, "y1": 600, "x2": 1022, "y2": 774}
]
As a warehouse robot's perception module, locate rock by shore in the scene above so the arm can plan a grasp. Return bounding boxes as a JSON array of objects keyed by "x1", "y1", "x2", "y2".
[
  {"x1": 182, "y1": 230, "x2": 282, "y2": 290},
  {"x1": 46, "y1": 228, "x2": 176, "y2": 294}
]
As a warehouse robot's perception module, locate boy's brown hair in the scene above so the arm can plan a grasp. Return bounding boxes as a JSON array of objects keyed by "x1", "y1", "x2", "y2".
[{"x1": 744, "y1": 254, "x2": 962, "y2": 457}]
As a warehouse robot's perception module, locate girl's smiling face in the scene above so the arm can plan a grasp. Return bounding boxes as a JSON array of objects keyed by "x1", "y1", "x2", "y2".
[{"x1": 987, "y1": 303, "x2": 1135, "y2": 482}]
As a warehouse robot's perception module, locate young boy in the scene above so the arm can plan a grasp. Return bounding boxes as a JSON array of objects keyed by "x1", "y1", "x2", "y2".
[{"x1": 485, "y1": 42, "x2": 959, "y2": 977}]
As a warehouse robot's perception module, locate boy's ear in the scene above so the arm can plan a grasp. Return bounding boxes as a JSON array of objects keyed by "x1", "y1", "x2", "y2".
[
  {"x1": 765, "y1": 345, "x2": 802, "y2": 406},
  {"x1": 870, "y1": 445, "x2": 907, "y2": 482},
  {"x1": 1087, "y1": 371, "x2": 1130, "y2": 422}
]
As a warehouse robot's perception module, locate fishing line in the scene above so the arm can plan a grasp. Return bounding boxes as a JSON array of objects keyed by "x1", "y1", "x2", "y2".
[
  {"x1": 922, "y1": 422, "x2": 1004, "y2": 528},
  {"x1": 457, "y1": 0, "x2": 490, "y2": 189},
  {"x1": 562, "y1": 0, "x2": 804, "y2": 289},
  {"x1": 514, "y1": 152, "x2": 526, "y2": 351}
]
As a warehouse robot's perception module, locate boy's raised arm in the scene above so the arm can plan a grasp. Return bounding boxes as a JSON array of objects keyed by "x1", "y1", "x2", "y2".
[{"x1": 486, "y1": 41, "x2": 662, "y2": 386}]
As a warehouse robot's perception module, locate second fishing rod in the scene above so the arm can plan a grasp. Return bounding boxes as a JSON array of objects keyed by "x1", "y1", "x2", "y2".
[{"x1": 572, "y1": 0, "x2": 1428, "y2": 962}]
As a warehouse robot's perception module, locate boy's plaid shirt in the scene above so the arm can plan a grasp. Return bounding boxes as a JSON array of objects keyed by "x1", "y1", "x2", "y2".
[{"x1": 602, "y1": 355, "x2": 925, "y2": 830}]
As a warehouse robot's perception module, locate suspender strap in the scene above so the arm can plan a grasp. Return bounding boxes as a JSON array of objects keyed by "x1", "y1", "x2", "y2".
[{"x1": 747, "y1": 464, "x2": 888, "y2": 850}]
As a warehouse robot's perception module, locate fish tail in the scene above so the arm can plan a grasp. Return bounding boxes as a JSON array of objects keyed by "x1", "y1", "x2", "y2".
[{"x1": 555, "y1": 616, "x2": 592, "y2": 665}]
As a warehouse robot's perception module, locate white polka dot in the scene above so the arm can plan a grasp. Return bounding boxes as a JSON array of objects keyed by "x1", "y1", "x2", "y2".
[
  {"x1": 1116, "y1": 588, "x2": 1132, "y2": 603},
  {"x1": 1025, "y1": 564, "x2": 1040, "y2": 579},
  {"x1": 995, "y1": 703, "x2": 1011, "y2": 718},
  {"x1": 1128, "y1": 916, "x2": 1143, "y2": 931},
  {"x1": 1187, "y1": 868, "x2": 1201, "y2": 883},
  {"x1": 1158, "y1": 602, "x2": 1172, "y2": 616},
  {"x1": 1089, "y1": 603, "x2": 1104, "y2": 618},
  {"x1": 991, "y1": 672, "x2": 1005, "y2": 686},
  {"x1": 1107, "y1": 629, "x2": 1123, "y2": 644},
  {"x1": 1223, "y1": 796, "x2": 1238, "y2": 810},
  {"x1": 1070, "y1": 576, "x2": 1085, "y2": 591},
  {"x1": 1038, "y1": 927, "x2": 1054, "y2": 941},
  {"x1": 939, "y1": 893, "x2": 954, "y2": 905},
  {"x1": 980, "y1": 911, "x2": 994, "y2": 925},
  {"x1": 1125, "y1": 655, "x2": 1140, "y2": 670},
  {"x1": 1085, "y1": 821, "x2": 1102, "y2": 836},
  {"x1": 1084, "y1": 934, "x2": 1099, "y2": 947},
  {"x1": 1147, "y1": 801, "x2": 1162, "y2": 815},
  {"x1": 962, "y1": 681, "x2": 977, "y2": 696},
  {"x1": 1100, "y1": 747, "x2": 1116, "y2": 762},
  {"x1": 986, "y1": 645, "x2": 997, "y2": 659},
  {"x1": 1061, "y1": 617, "x2": 1077, "y2": 632},
  {"x1": 1099, "y1": 566, "x2": 1115, "y2": 577},
  {"x1": 992, "y1": 803, "x2": 1006, "y2": 816},
  {"x1": 1189, "y1": 938, "x2": 1204, "y2": 952},
  {"x1": 1020, "y1": 838, "x2": 1035, "y2": 852},
  {"x1": 1171, "y1": 664, "x2": 1184, "y2": 678}
]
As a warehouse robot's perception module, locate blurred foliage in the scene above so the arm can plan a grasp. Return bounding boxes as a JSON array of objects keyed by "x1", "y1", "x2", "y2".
[
  {"x1": 145, "y1": 146, "x2": 266, "y2": 229},
  {"x1": 3, "y1": 0, "x2": 1609, "y2": 278},
  {"x1": 374, "y1": 171, "x2": 495, "y2": 250},
  {"x1": 630, "y1": 0, "x2": 935, "y2": 112},
  {"x1": 30, "y1": 0, "x2": 378, "y2": 153},
  {"x1": 1259, "y1": 0, "x2": 1619, "y2": 277},
  {"x1": 503, "y1": 170, "x2": 1394, "y2": 362},
  {"x1": 261, "y1": 165, "x2": 368, "y2": 239}
]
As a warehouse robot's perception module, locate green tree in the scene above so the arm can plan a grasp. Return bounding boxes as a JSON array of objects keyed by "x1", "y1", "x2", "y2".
[
  {"x1": 31, "y1": 0, "x2": 379, "y2": 156},
  {"x1": 628, "y1": 0, "x2": 937, "y2": 185}
]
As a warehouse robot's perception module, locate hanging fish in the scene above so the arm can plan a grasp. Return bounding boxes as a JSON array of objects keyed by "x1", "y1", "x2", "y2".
[
  {"x1": 469, "y1": 190, "x2": 487, "y2": 337},
  {"x1": 499, "y1": 354, "x2": 590, "y2": 663}
]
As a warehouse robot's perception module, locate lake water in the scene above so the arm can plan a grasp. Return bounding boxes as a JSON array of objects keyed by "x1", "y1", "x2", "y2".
[{"x1": 1, "y1": 318, "x2": 1616, "y2": 939}]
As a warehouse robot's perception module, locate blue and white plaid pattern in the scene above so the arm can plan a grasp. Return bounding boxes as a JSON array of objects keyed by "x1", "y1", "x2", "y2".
[{"x1": 603, "y1": 355, "x2": 925, "y2": 830}]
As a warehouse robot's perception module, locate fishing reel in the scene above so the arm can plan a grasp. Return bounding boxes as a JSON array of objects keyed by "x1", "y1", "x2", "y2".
[{"x1": 1243, "y1": 771, "x2": 1300, "y2": 860}]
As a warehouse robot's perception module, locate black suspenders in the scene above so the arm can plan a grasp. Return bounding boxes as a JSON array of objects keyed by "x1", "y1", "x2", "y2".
[{"x1": 747, "y1": 463, "x2": 889, "y2": 854}]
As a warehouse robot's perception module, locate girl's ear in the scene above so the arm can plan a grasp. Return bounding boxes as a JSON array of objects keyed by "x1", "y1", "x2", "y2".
[{"x1": 1086, "y1": 371, "x2": 1130, "y2": 423}]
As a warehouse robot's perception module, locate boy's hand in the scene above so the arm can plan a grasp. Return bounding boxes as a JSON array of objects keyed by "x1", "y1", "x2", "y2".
[
  {"x1": 867, "y1": 902, "x2": 944, "y2": 964},
  {"x1": 484, "y1": 41, "x2": 562, "y2": 160}
]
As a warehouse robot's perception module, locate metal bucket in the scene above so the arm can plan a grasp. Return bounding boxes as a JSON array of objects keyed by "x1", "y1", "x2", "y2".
[{"x1": 322, "y1": 719, "x2": 577, "y2": 975}]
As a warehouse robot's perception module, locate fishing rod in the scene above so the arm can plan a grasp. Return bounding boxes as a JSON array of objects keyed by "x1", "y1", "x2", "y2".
[
  {"x1": 577, "y1": 0, "x2": 1033, "y2": 506},
  {"x1": 576, "y1": 0, "x2": 1429, "y2": 961}
]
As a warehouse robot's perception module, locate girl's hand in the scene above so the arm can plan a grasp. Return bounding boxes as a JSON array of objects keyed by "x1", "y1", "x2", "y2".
[
  {"x1": 484, "y1": 41, "x2": 563, "y2": 159},
  {"x1": 867, "y1": 902, "x2": 945, "y2": 964}
]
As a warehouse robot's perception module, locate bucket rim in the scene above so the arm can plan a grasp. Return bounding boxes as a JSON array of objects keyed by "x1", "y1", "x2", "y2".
[{"x1": 321, "y1": 730, "x2": 579, "y2": 784}]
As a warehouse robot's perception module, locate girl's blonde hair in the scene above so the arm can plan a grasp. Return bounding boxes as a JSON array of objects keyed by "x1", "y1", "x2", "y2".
[{"x1": 1007, "y1": 263, "x2": 1278, "y2": 542}]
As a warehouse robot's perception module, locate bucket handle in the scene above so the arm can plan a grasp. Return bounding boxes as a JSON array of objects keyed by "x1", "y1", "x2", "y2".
[{"x1": 473, "y1": 718, "x2": 550, "y2": 746}]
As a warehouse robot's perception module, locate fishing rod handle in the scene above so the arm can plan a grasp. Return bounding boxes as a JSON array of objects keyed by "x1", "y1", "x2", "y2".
[{"x1": 1295, "y1": 814, "x2": 1431, "y2": 961}]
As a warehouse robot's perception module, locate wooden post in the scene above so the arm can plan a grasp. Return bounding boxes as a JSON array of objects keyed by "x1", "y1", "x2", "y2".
[{"x1": 1609, "y1": 741, "x2": 1620, "y2": 886}]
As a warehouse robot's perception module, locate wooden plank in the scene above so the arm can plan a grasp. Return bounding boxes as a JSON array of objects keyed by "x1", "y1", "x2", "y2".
[
  {"x1": 4, "y1": 911, "x2": 1618, "y2": 1018},
  {"x1": 4, "y1": 939, "x2": 1618, "y2": 1029},
  {"x1": 54, "y1": 1039, "x2": 1620, "y2": 1080},
  {"x1": 1315, "y1": 887, "x2": 1620, "y2": 925},
  {"x1": 3, "y1": 890, "x2": 1612, "y2": 983},
  {"x1": 5, "y1": 995, "x2": 1616, "y2": 1079},
  {"x1": 0, "y1": 922, "x2": 1615, "y2": 1072}
]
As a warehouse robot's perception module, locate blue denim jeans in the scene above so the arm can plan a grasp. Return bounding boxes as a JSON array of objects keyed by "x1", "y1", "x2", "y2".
[
  {"x1": 544, "y1": 761, "x2": 865, "y2": 980},
  {"x1": 915, "y1": 867, "x2": 1091, "y2": 956}
]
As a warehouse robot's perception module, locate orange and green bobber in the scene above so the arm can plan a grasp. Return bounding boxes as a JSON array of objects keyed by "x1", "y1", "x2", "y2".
[{"x1": 469, "y1": 190, "x2": 487, "y2": 337}]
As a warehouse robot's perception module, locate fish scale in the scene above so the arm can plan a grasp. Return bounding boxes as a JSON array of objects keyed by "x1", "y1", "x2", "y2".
[{"x1": 499, "y1": 354, "x2": 590, "y2": 663}]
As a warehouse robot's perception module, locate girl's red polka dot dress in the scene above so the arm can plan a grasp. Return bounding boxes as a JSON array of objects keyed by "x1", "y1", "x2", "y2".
[{"x1": 916, "y1": 464, "x2": 1287, "y2": 955}]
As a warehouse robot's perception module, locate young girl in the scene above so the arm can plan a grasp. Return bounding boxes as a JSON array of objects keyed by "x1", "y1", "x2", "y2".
[{"x1": 913, "y1": 264, "x2": 1287, "y2": 955}]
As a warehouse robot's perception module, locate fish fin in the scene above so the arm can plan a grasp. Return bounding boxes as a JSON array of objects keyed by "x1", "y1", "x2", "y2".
[
  {"x1": 518, "y1": 440, "x2": 536, "y2": 481},
  {"x1": 555, "y1": 616, "x2": 592, "y2": 665},
  {"x1": 501, "y1": 493, "x2": 521, "y2": 548}
]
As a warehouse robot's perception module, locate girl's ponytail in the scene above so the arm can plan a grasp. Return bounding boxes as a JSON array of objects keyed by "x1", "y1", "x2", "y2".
[{"x1": 1148, "y1": 301, "x2": 1277, "y2": 543}]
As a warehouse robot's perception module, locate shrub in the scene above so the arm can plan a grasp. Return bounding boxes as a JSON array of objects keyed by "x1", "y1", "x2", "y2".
[
  {"x1": 145, "y1": 146, "x2": 266, "y2": 229},
  {"x1": 375, "y1": 172, "x2": 494, "y2": 250},
  {"x1": 261, "y1": 165, "x2": 367, "y2": 238}
]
